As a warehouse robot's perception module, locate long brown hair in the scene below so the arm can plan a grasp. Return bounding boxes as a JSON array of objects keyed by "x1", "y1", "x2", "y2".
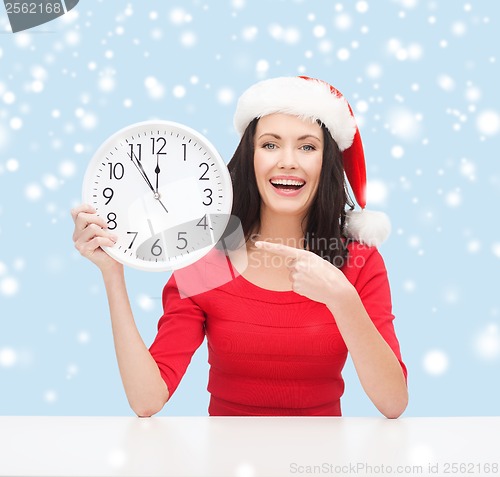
[{"x1": 226, "y1": 117, "x2": 354, "y2": 267}]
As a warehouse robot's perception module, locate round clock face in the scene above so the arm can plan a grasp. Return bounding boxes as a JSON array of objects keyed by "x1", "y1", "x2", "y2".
[{"x1": 82, "y1": 120, "x2": 233, "y2": 271}]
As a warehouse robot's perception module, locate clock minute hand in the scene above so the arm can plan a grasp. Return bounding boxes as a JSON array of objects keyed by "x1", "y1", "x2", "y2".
[
  {"x1": 127, "y1": 150, "x2": 169, "y2": 214},
  {"x1": 156, "y1": 198, "x2": 169, "y2": 214},
  {"x1": 128, "y1": 151, "x2": 155, "y2": 194}
]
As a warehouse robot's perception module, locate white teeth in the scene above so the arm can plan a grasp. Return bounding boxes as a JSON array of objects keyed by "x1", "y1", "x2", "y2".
[{"x1": 270, "y1": 179, "x2": 305, "y2": 186}]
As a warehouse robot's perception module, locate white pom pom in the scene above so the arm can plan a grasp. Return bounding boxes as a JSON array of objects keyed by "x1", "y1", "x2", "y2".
[{"x1": 344, "y1": 209, "x2": 391, "y2": 247}]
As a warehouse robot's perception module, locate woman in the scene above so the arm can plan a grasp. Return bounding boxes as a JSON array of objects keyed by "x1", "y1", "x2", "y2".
[{"x1": 71, "y1": 76, "x2": 408, "y2": 418}]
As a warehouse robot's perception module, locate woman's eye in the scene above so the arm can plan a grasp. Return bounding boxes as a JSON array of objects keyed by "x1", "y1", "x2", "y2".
[
  {"x1": 301, "y1": 144, "x2": 315, "y2": 151},
  {"x1": 263, "y1": 143, "x2": 276, "y2": 150}
]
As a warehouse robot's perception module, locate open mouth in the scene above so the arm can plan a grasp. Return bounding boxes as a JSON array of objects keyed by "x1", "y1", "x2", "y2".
[{"x1": 269, "y1": 178, "x2": 306, "y2": 191}]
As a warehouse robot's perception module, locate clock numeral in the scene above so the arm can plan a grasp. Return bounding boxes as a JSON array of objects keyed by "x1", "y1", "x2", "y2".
[
  {"x1": 127, "y1": 231, "x2": 138, "y2": 249},
  {"x1": 182, "y1": 143, "x2": 187, "y2": 161},
  {"x1": 107, "y1": 212, "x2": 118, "y2": 230},
  {"x1": 103, "y1": 187, "x2": 114, "y2": 205},
  {"x1": 129, "y1": 144, "x2": 142, "y2": 161},
  {"x1": 199, "y1": 162, "x2": 209, "y2": 180},
  {"x1": 109, "y1": 163, "x2": 124, "y2": 180},
  {"x1": 203, "y1": 188, "x2": 213, "y2": 206},
  {"x1": 152, "y1": 137, "x2": 166, "y2": 155},
  {"x1": 197, "y1": 215, "x2": 208, "y2": 230},
  {"x1": 176, "y1": 232, "x2": 188, "y2": 250},
  {"x1": 151, "y1": 239, "x2": 163, "y2": 257}
]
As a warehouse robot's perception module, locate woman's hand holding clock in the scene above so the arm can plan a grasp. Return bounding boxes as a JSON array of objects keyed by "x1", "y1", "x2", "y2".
[{"x1": 71, "y1": 204, "x2": 122, "y2": 274}]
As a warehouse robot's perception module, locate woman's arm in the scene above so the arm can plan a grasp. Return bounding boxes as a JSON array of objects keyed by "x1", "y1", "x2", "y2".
[
  {"x1": 324, "y1": 286, "x2": 408, "y2": 419},
  {"x1": 72, "y1": 204, "x2": 169, "y2": 417},
  {"x1": 102, "y1": 267, "x2": 169, "y2": 417},
  {"x1": 255, "y1": 241, "x2": 408, "y2": 418}
]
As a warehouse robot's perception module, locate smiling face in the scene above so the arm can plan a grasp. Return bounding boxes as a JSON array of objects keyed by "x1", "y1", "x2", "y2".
[{"x1": 253, "y1": 113, "x2": 324, "y2": 220}]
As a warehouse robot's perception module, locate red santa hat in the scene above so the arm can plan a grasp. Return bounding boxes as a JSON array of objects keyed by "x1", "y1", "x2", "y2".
[{"x1": 233, "y1": 75, "x2": 391, "y2": 247}]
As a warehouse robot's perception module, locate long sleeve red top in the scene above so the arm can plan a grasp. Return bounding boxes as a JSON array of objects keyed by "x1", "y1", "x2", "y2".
[{"x1": 149, "y1": 241, "x2": 407, "y2": 416}]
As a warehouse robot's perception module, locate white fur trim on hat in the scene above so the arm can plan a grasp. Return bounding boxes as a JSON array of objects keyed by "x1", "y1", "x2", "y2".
[
  {"x1": 234, "y1": 77, "x2": 357, "y2": 151},
  {"x1": 344, "y1": 209, "x2": 391, "y2": 247}
]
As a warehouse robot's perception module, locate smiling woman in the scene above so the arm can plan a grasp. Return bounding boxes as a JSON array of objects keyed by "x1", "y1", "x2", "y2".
[{"x1": 72, "y1": 76, "x2": 407, "y2": 418}]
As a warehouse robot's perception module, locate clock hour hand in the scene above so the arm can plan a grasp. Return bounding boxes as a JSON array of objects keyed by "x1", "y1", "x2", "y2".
[
  {"x1": 155, "y1": 154, "x2": 160, "y2": 195},
  {"x1": 152, "y1": 153, "x2": 169, "y2": 213}
]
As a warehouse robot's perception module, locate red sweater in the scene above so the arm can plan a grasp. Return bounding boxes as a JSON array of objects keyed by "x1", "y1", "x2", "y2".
[{"x1": 149, "y1": 242, "x2": 407, "y2": 416}]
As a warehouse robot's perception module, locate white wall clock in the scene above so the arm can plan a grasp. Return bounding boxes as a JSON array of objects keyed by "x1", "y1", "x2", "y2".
[{"x1": 82, "y1": 120, "x2": 233, "y2": 272}]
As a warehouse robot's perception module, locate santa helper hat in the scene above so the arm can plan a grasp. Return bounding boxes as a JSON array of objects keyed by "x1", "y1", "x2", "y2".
[{"x1": 233, "y1": 75, "x2": 391, "y2": 247}]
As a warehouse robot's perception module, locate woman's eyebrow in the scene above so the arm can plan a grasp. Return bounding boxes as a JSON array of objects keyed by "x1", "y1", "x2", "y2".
[
  {"x1": 257, "y1": 133, "x2": 281, "y2": 140},
  {"x1": 297, "y1": 134, "x2": 322, "y2": 142},
  {"x1": 257, "y1": 133, "x2": 321, "y2": 141}
]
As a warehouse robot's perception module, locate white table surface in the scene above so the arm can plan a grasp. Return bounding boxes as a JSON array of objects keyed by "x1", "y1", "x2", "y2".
[{"x1": 0, "y1": 416, "x2": 499, "y2": 477}]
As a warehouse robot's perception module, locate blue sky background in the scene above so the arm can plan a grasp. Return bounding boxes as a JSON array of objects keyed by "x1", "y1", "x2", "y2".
[{"x1": 0, "y1": 0, "x2": 499, "y2": 417}]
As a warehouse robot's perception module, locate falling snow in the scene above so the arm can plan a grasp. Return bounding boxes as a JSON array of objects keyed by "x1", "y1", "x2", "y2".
[
  {"x1": 144, "y1": 76, "x2": 165, "y2": 100},
  {"x1": 268, "y1": 24, "x2": 301, "y2": 45},
  {"x1": 423, "y1": 350, "x2": 449, "y2": 376},
  {"x1": 387, "y1": 108, "x2": 421, "y2": 141},
  {"x1": 0, "y1": 347, "x2": 18, "y2": 367},
  {"x1": 366, "y1": 179, "x2": 389, "y2": 205},
  {"x1": 0, "y1": 276, "x2": 19, "y2": 296},
  {"x1": 137, "y1": 294, "x2": 155, "y2": 312},
  {"x1": 217, "y1": 88, "x2": 235, "y2": 105},
  {"x1": 476, "y1": 110, "x2": 500, "y2": 136},
  {"x1": 474, "y1": 324, "x2": 500, "y2": 361}
]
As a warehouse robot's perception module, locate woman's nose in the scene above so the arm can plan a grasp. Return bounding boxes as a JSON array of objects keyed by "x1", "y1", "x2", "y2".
[{"x1": 276, "y1": 147, "x2": 298, "y2": 169}]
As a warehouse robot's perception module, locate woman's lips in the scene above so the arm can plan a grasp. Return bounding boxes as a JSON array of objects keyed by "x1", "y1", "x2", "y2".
[{"x1": 269, "y1": 177, "x2": 306, "y2": 197}]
